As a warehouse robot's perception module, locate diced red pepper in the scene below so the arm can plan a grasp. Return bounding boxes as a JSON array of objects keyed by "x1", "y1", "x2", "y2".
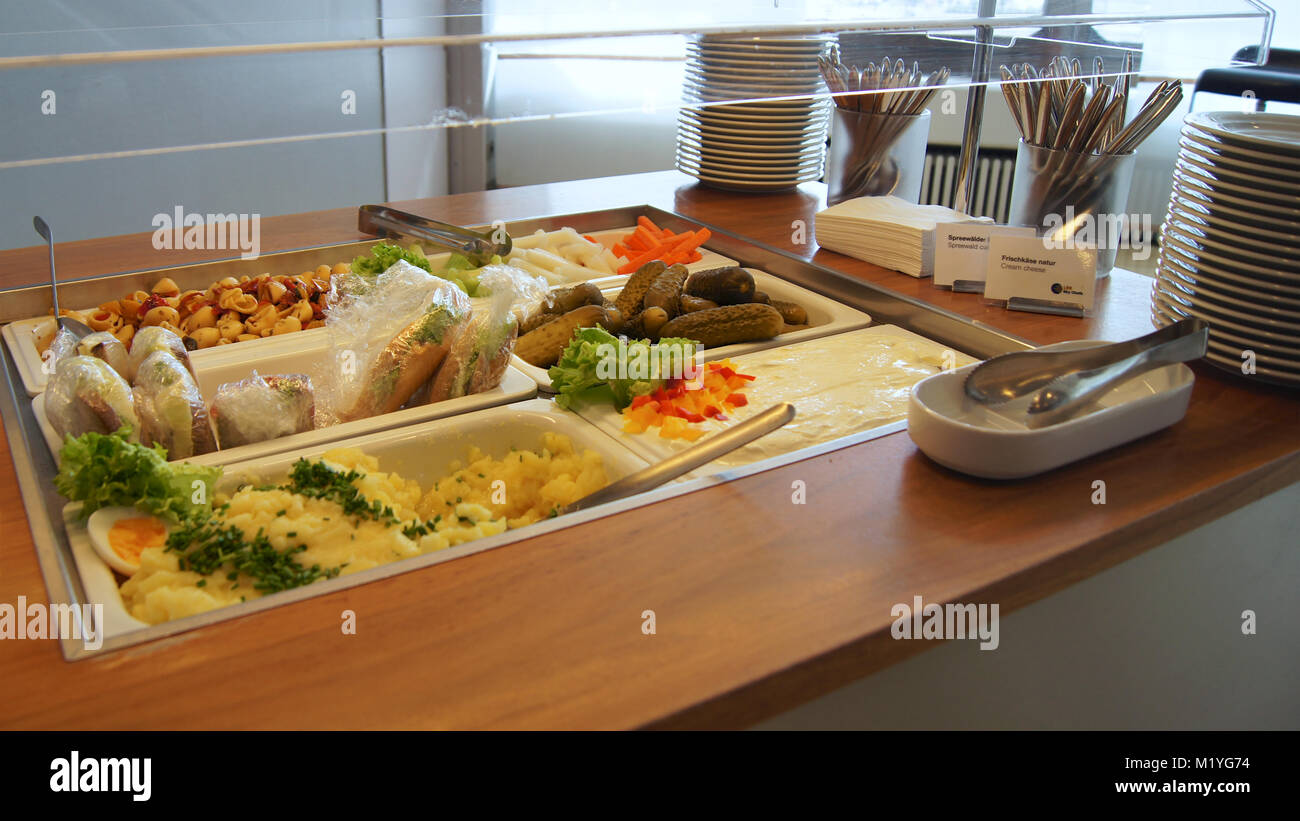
[{"x1": 725, "y1": 393, "x2": 749, "y2": 407}]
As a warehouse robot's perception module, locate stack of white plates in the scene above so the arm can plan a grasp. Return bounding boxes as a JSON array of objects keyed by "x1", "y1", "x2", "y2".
[
  {"x1": 1151, "y1": 111, "x2": 1300, "y2": 388},
  {"x1": 676, "y1": 34, "x2": 832, "y2": 192}
]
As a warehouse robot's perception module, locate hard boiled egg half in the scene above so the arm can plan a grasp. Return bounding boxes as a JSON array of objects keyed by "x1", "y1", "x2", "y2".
[{"x1": 87, "y1": 507, "x2": 170, "y2": 576}]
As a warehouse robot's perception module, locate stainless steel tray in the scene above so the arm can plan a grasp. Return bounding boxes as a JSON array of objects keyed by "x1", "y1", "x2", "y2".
[{"x1": 0, "y1": 204, "x2": 1032, "y2": 659}]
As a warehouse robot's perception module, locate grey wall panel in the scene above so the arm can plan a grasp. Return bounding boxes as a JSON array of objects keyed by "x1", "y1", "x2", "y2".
[{"x1": 0, "y1": 1, "x2": 386, "y2": 250}]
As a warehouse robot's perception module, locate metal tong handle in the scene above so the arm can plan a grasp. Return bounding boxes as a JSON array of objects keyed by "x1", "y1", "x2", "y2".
[
  {"x1": 357, "y1": 204, "x2": 512, "y2": 267},
  {"x1": 1025, "y1": 322, "x2": 1207, "y2": 428},
  {"x1": 558, "y1": 402, "x2": 796, "y2": 515},
  {"x1": 964, "y1": 318, "x2": 1206, "y2": 405}
]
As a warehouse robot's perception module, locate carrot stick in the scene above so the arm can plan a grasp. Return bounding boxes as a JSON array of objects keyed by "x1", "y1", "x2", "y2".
[
  {"x1": 632, "y1": 225, "x2": 658, "y2": 250},
  {"x1": 636, "y1": 215, "x2": 662, "y2": 234},
  {"x1": 671, "y1": 228, "x2": 711, "y2": 258},
  {"x1": 664, "y1": 230, "x2": 701, "y2": 254},
  {"x1": 618, "y1": 247, "x2": 664, "y2": 275}
]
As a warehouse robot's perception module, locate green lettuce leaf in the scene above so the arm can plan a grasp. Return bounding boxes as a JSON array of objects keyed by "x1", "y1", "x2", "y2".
[
  {"x1": 351, "y1": 243, "x2": 483, "y2": 295},
  {"x1": 549, "y1": 328, "x2": 699, "y2": 411},
  {"x1": 350, "y1": 242, "x2": 432, "y2": 277},
  {"x1": 54, "y1": 430, "x2": 222, "y2": 522}
]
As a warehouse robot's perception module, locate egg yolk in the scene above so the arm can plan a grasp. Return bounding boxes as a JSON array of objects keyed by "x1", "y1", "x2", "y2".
[{"x1": 108, "y1": 517, "x2": 168, "y2": 565}]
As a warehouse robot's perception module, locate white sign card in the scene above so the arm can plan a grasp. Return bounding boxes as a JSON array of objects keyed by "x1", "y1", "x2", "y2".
[
  {"x1": 984, "y1": 234, "x2": 1098, "y2": 311},
  {"x1": 933, "y1": 223, "x2": 1036, "y2": 288}
]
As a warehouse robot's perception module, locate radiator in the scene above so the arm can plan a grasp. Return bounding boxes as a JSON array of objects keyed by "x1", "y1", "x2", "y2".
[
  {"x1": 920, "y1": 146, "x2": 1016, "y2": 223},
  {"x1": 920, "y1": 145, "x2": 1155, "y2": 245}
]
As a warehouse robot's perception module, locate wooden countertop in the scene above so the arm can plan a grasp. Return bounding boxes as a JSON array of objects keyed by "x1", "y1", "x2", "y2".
[{"x1": 2, "y1": 171, "x2": 1297, "y2": 729}]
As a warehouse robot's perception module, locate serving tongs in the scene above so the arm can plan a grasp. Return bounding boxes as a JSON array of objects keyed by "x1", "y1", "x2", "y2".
[
  {"x1": 559, "y1": 402, "x2": 795, "y2": 515},
  {"x1": 357, "y1": 204, "x2": 512, "y2": 267},
  {"x1": 964, "y1": 318, "x2": 1207, "y2": 428}
]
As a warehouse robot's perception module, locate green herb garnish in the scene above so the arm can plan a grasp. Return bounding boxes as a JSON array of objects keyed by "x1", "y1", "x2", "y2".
[{"x1": 165, "y1": 521, "x2": 341, "y2": 594}]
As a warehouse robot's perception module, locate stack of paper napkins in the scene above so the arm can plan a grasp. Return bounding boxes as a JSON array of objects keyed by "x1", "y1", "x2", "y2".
[{"x1": 815, "y1": 197, "x2": 992, "y2": 278}]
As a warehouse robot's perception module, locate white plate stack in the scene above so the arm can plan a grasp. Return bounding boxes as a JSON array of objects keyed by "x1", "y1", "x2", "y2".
[
  {"x1": 676, "y1": 33, "x2": 832, "y2": 192},
  {"x1": 1151, "y1": 111, "x2": 1300, "y2": 388}
]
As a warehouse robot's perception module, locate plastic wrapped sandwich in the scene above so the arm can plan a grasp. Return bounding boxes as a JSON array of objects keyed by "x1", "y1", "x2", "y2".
[
  {"x1": 338, "y1": 282, "x2": 472, "y2": 420},
  {"x1": 210, "y1": 372, "x2": 315, "y2": 449},
  {"x1": 416, "y1": 264, "x2": 545, "y2": 404},
  {"x1": 324, "y1": 258, "x2": 547, "y2": 422},
  {"x1": 44, "y1": 355, "x2": 140, "y2": 441},
  {"x1": 132, "y1": 350, "x2": 217, "y2": 458},
  {"x1": 127, "y1": 325, "x2": 195, "y2": 383},
  {"x1": 75, "y1": 331, "x2": 130, "y2": 380}
]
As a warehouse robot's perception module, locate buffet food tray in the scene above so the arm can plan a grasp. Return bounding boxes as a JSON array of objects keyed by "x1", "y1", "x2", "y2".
[
  {"x1": 2, "y1": 238, "x2": 389, "y2": 396},
  {"x1": 0, "y1": 204, "x2": 1033, "y2": 659},
  {"x1": 62, "y1": 400, "x2": 653, "y2": 638},
  {"x1": 31, "y1": 366, "x2": 538, "y2": 467},
  {"x1": 574, "y1": 325, "x2": 978, "y2": 471},
  {"x1": 509, "y1": 267, "x2": 874, "y2": 391}
]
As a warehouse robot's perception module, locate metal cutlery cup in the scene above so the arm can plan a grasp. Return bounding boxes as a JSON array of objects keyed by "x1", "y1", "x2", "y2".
[{"x1": 998, "y1": 54, "x2": 1176, "y2": 158}]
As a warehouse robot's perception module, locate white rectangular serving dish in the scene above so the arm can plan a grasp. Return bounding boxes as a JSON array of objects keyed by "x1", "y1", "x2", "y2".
[
  {"x1": 3, "y1": 232, "x2": 628, "y2": 397},
  {"x1": 512, "y1": 267, "x2": 873, "y2": 392},
  {"x1": 2, "y1": 319, "x2": 297, "y2": 398},
  {"x1": 906, "y1": 340, "x2": 1196, "y2": 479},
  {"x1": 507, "y1": 235, "x2": 739, "y2": 390},
  {"x1": 63, "y1": 398, "x2": 651, "y2": 641},
  {"x1": 571, "y1": 324, "x2": 972, "y2": 473},
  {"x1": 32, "y1": 332, "x2": 538, "y2": 465}
]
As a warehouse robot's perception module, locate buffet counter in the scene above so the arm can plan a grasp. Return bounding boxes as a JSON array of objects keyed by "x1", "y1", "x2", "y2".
[{"x1": 2, "y1": 170, "x2": 1297, "y2": 729}]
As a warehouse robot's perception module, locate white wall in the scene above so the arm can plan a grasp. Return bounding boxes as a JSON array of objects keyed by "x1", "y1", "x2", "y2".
[
  {"x1": 380, "y1": 0, "x2": 451, "y2": 200},
  {"x1": 0, "y1": 1, "x2": 389, "y2": 251},
  {"x1": 758, "y1": 480, "x2": 1300, "y2": 730}
]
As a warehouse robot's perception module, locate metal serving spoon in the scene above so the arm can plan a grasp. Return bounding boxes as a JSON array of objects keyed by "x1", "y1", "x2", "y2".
[
  {"x1": 32, "y1": 216, "x2": 93, "y2": 340},
  {"x1": 559, "y1": 402, "x2": 795, "y2": 515}
]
